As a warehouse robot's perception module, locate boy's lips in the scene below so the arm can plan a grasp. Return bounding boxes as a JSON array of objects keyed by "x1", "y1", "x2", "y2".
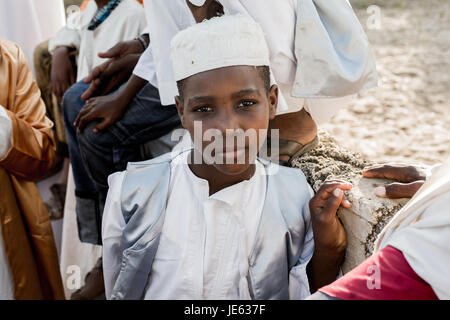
[{"x1": 216, "y1": 147, "x2": 247, "y2": 160}]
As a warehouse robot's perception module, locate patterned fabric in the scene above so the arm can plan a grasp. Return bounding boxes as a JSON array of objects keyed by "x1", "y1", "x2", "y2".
[{"x1": 87, "y1": 0, "x2": 122, "y2": 31}]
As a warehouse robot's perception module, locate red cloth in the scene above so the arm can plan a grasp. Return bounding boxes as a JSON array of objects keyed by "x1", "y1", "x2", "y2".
[{"x1": 319, "y1": 245, "x2": 438, "y2": 300}]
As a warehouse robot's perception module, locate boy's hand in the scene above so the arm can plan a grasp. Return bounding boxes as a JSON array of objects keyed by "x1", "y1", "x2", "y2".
[
  {"x1": 307, "y1": 180, "x2": 352, "y2": 293},
  {"x1": 51, "y1": 46, "x2": 75, "y2": 104},
  {"x1": 362, "y1": 164, "x2": 427, "y2": 199},
  {"x1": 309, "y1": 180, "x2": 352, "y2": 253}
]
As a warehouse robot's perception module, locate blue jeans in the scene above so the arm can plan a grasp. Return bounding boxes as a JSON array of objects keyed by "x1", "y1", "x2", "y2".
[{"x1": 63, "y1": 81, "x2": 180, "y2": 245}]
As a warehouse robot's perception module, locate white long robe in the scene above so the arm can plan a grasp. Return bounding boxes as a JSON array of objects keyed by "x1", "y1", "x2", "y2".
[
  {"x1": 0, "y1": 0, "x2": 66, "y2": 73},
  {"x1": 375, "y1": 158, "x2": 450, "y2": 299}
]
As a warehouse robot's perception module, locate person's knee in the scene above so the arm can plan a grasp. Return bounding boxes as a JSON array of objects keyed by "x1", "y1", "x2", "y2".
[
  {"x1": 62, "y1": 81, "x2": 89, "y2": 125},
  {"x1": 77, "y1": 121, "x2": 113, "y2": 189}
]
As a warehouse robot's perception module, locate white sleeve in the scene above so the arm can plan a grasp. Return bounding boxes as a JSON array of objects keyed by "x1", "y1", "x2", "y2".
[
  {"x1": 303, "y1": 94, "x2": 355, "y2": 125},
  {"x1": 102, "y1": 171, "x2": 127, "y2": 300},
  {"x1": 0, "y1": 105, "x2": 12, "y2": 160},
  {"x1": 288, "y1": 185, "x2": 315, "y2": 300},
  {"x1": 48, "y1": 26, "x2": 81, "y2": 54},
  {"x1": 425, "y1": 163, "x2": 442, "y2": 180},
  {"x1": 134, "y1": 0, "x2": 195, "y2": 105}
]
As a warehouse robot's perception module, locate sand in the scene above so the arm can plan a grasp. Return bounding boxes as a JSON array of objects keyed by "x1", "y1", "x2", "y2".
[{"x1": 323, "y1": 0, "x2": 450, "y2": 166}]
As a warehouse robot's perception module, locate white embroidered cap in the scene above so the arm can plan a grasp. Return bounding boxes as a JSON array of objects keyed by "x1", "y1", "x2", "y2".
[
  {"x1": 170, "y1": 14, "x2": 271, "y2": 82},
  {"x1": 188, "y1": 0, "x2": 207, "y2": 6}
]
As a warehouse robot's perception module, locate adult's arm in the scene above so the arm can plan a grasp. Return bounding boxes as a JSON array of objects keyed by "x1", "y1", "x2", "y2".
[{"x1": 0, "y1": 44, "x2": 56, "y2": 181}]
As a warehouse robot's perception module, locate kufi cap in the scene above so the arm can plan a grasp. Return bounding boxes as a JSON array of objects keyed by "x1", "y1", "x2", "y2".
[
  {"x1": 170, "y1": 14, "x2": 270, "y2": 81},
  {"x1": 188, "y1": 0, "x2": 207, "y2": 6}
]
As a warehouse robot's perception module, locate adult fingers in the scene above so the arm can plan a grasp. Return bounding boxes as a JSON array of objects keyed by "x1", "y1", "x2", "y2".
[
  {"x1": 76, "y1": 109, "x2": 97, "y2": 132},
  {"x1": 362, "y1": 165, "x2": 402, "y2": 180},
  {"x1": 374, "y1": 181, "x2": 425, "y2": 199},
  {"x1": 74, "y1": 102, "x2": 94, "y2": 127},
  {"x1": 84, "y1": 63, "x2": 105, "y2": 84},
  {"x1": 362, "y1": 164, "x2": 425, "y2": 183},
  {"x1": 98, "y1": 42, "x2": 123, "y2": 59},
  {"x1": 99, "y1": 77, "x2": 122, "y2": 96},
  {"x1": 93, "y1": 117, "x2": 113, "y2": 133},
  {"x1": 81, "y1": 78, "x2": 102, "y2": 101}
]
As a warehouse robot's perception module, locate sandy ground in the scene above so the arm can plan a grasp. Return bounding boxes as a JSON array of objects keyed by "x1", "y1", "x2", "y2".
[{"x1": 322, "y1": 0, "x2": 450, "y2": 166}]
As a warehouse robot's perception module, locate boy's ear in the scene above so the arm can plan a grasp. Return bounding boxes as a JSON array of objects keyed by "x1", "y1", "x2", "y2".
[
  {"x1": 268, "y1": 84, "x2": 278, "y2": 120},
  {"x1": 175, "y1": 95, "x2": 186, "y2": 128}
]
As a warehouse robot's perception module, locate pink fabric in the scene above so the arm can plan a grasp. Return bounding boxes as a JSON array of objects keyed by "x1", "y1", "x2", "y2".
[{"x1": 320, "y1": 246, "x2": 438, "y2": 300}]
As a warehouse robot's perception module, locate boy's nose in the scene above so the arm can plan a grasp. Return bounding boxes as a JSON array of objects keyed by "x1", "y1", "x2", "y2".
[{"x1": 215, "y1": 109, "x2": 243, "y2": 134}]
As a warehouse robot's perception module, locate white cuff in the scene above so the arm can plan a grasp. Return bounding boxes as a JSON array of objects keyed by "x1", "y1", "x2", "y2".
[
  {"x1": 288, "y1": 259, "x2": 312, "y2": 300},
  {"x1": 425, "y1": 163, "x2": 442, "y2": 181},
  {"x1": 48, "y1": 27, "x2": 80, "y2": 54},
  {"x1": 0, "y1": 105, "x2": 12, "y2": 160}
]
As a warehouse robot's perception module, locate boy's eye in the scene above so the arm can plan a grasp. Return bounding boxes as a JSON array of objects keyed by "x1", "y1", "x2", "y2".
[
  {"x1": 194, "y1": 106, "x2": 214, "y2": 113},
  {"x1": 237, "y1": 100, "x2": 257, "y2": 108}
]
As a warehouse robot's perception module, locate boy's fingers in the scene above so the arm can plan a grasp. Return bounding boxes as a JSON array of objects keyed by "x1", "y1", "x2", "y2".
[
  {"x1": 321, "y1": 188, "x2": 344, "y2": 218},
  {"x1": 374, "y1": 181, "x2": 425, "y2": 199},
  {"x1": 316, "y1": 181, "x2": 353, "y2": 202}
]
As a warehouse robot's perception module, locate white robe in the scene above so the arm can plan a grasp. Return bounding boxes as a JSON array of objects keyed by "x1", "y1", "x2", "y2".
[
  {"x1": 49, "y1": 0, "x2": 147, "y2": 81},
  {"x1": 102, "y1": 151, "x2": 315, "y2": 300},
  {"x1": 0, "y1": 0, "x2": 66, "y2": 73},
  {"x1": 134, "y1": 0, "x2": 369, "y2": 124},
  {"x1": 375, "y1": 158, "x2": 450, "y2": 299}
]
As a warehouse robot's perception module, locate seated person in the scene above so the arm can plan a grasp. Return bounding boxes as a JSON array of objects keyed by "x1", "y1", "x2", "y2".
[
  {"x1": 0, "y1": 38, "x2": 64, "y2": 299},
  {"x1": 52, "y1": 0, "x2": 147, "y2": 245},
  {"x1": 102, "y1": 14, "x2": 351, "y2": 300},
  {"x1": 308, "y1": 162, "x2": 449, "y2": 300},
  {"x1": 49, "y1": 0, "x2": 146, "y2": 299}
]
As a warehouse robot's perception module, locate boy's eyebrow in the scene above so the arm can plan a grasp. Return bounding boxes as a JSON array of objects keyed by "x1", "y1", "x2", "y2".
[
  {"x1": 187, "y1": 95, "x2": 215, "y2": 105},
  {"x1": 231, "y1": 88, "x2": 262, "y2": 98},
  {"x1": 187, "y1": 89, "x2": 261, "y2": 104}
]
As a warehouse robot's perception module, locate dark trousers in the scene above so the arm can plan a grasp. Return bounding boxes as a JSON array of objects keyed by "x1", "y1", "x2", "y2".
[{"x1": 62, "y1": 81, "x2": 180, "y2": 245}]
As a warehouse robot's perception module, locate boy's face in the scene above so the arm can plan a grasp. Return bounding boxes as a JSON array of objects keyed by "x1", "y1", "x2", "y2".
[{"x1": 175, "y1": 65, "x2": 278, "y2": 176}]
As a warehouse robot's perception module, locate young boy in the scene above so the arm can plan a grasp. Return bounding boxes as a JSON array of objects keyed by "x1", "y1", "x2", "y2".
[{"x1": 102, "y1": 14, "x2": 351, "y2": 300}]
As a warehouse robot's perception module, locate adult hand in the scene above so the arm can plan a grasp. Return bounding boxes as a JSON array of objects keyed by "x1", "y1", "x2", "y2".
[
  {"x1": 74, "y1": 91, "x2": 128, "y2": 133},
  {"x1": 362, "y1": 164, "x2": 427, "y2": 199},
  {"x1": 81, "y1": 53, "x2": 141, "y2": 100},
  {"x1": 82, "y1": 39, "x2": 145, "y2": 100},
  {"x1": 309, "y1": 180, "x2": 352, "y2": 254},
  {"x1": 51, "y1": 46, "x2": 76, "y2": 104},
  {"x1": 186, "y1": 0, "x2": 224, "y2": 23}
]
